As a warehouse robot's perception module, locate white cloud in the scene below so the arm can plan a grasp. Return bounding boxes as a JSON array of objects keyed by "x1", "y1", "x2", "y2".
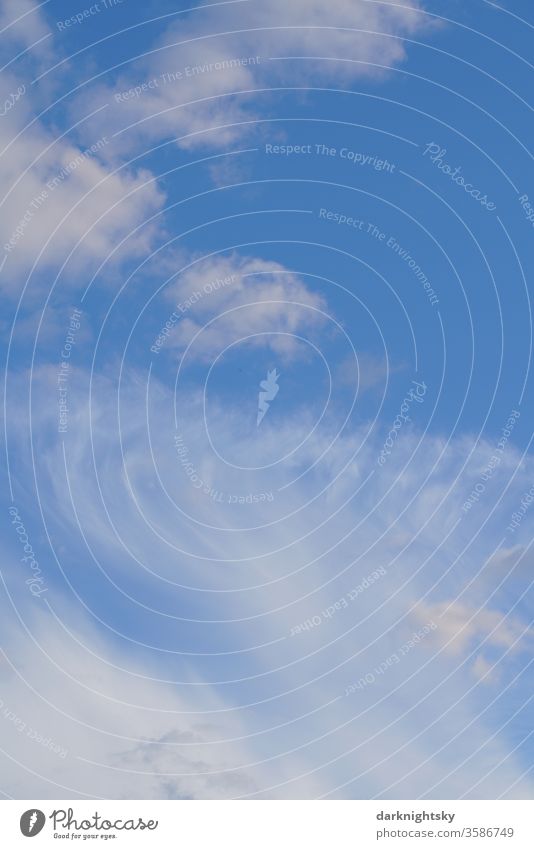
[
  {"x1": 0, "y1": 0, "x2": 432, "y2": 292},
  {"x1": 0, "y1": 103, "x2": 165, "y2": 290},
  {"x1": 472, "y1": 654, "x2": 500, "y2": 685},
  {"x1": 4, "y1": 364, "x2": 534, "y2": 798},
  {"x1": 414, "y1": 600, "x2": 532, "y2": 657},
  {"x1": 160, "y1": 252, "x2": 327, "y2": 361},
  {"x1": 0, "y1": 0, "x2": 51, "y2": 55},
  {"x1": 71, "y1": 0, "x2": 431, "y2": 150},
  {"x1": 211, "y1": 0, "x2": 427, "y2": 78},
  {"x1": 0, "y1": 596, "x2": 279, "y2": 799},
  {"x1": 0, "y1": 9, "x2": 165, "y2": 292},
  {"x1": 338, "y1": 351, "x2": 405, "y2": 394}
]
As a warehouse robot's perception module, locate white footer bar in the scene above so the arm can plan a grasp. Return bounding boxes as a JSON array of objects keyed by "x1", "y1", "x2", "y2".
[{"x1": 1, "y1": 800, "x2": 532, "y2": 847}]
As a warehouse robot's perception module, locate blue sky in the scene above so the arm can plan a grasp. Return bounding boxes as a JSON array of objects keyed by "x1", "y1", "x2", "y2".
[{"x1": 1, "y1": 0, "x2": 534, "y2": 799}]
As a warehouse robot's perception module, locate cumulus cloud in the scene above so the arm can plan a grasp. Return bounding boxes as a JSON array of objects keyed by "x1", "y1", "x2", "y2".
[
  {"x1": 158, "y1": 252, "x2": 327, "y2": 361},
  {"x1": 337, "y1": 351, "x2": 405, "y2": 394},
  {"x1": 472, "y1": 654, "x2": 500, "y2": 685},
  {"x1": 0, "y1": 11, "x2": 165, "y2": 293},
  {"x1": 71, "y1": 0, "x2": 431, "y2": 150},
  {"x1": 0, "y1": 0, "x2": 432, "y2": 292},
  {"x1": 0, "y1": 105, "x2": 165, "y2": 291},
  {"x1": 414, "y1": 600, "x2": 533, "y2": 657},
  {"x1": 0, "y1": 0, "x2": 51, "y2": 56}
]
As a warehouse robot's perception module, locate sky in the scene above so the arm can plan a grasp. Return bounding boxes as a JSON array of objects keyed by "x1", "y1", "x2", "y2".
[{"x1": 1, "y1": 0, "x2": 534, "y2": 800}]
